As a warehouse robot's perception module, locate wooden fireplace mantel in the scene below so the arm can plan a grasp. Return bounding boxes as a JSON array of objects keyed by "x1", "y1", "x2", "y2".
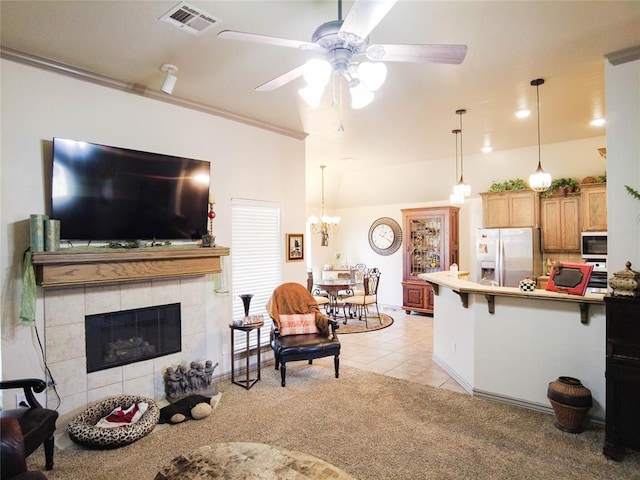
[{"x1": 31, "y1": 245, "x2": 230, "y2": 288}]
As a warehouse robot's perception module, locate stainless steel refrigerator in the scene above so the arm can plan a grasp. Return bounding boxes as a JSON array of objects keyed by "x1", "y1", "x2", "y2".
[{"x1": 476, "y1": 227, "x2": 542, "y2": 287}]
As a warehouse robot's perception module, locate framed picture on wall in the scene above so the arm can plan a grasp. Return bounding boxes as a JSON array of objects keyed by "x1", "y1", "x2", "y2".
[{"x1": 286, "y1": 233, "x2": 304, "y2": 262}]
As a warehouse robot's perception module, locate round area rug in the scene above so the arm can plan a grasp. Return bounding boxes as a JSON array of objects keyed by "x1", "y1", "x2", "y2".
[
  {"x1": 338, "y1": 312, "x2": 393, "y2": 334},
  {"x1": 154, "y1": 442, "x2": 355, "y2": 480}
]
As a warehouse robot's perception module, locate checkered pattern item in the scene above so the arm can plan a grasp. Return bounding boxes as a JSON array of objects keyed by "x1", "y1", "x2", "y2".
[
  {"x1": 278, "y1": 313, "x2": 319, "y2": 336},
  {"x1": 519, "y1": 279, "x2": 536, "y2": 292}
]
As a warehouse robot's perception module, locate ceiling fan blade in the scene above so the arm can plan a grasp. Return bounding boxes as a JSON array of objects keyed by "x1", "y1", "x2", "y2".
[
  {"x1": 255, "y1": 64, "x2": 307, "y2": 92},
  {"x1": 217, "y1": 30, "x2": 318, "y2": 50},
  {"x1": 367, "y1": 43, "x2": 468, "y2": 64},
  {"x1": 339, "y1": 0, "x2": 397, "y2": 44}
]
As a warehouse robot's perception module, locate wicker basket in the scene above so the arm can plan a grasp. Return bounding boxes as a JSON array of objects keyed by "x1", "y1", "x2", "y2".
[{"x1": 547, "y1": 376, "x2": 592, "y2": 433}]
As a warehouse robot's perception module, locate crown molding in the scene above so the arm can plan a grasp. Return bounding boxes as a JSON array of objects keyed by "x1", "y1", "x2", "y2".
[{"x1": 0, "y1": 46, "x2": 307, "y2": 140}]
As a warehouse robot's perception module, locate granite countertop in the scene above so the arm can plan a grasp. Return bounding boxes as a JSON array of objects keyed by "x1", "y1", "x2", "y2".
[{"x1": 418, "y1": 271, "x2": 605, "y2": 304}]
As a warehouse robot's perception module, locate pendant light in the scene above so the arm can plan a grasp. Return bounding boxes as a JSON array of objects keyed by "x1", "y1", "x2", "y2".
[
  {"x1": 450, "y1": 128, "x2": 464, "y2": 205},
  {"x1": 452, "y1": 108, "x2": 471, "y2": 198},
  {"x1": 528, "y1": 78, "x2": 552, "y2": 192}
]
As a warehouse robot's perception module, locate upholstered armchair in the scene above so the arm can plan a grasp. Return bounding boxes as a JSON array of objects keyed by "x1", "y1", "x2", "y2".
[
  {"x1": 342, "y1": 267, "x2": 382, "y2": 327},
  {"x1": 1, "y1": 418, "x2": 47, "y2": 480},
  {"x1": 0, "y1": 379, "x2": 58, "y2": 471},
  {"x1": 266, "y1": 282, "x2": 340, "y2": 387}
]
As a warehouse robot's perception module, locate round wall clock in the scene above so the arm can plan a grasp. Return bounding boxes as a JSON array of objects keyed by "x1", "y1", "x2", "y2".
[{"x1": 368, "y1": 217, "x2": 402, "y2": 256}]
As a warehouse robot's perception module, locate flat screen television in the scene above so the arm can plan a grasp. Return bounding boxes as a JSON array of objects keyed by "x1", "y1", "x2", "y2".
[{"x1": 51, "y1": 137, "x2": 210, "y2": 242}]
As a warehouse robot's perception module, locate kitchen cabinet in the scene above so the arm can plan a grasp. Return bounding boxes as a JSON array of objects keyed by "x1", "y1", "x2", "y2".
[
  {"x1": 540, "y1": 195, "x2": 581, "y2": 252},
  {"x1": 580, "y1": 183, "x2": 607, "y2": 231},
  {"x1": 401, "y1": 207, "x2": 459, "y2": 314},
  {"x1": 603, "y1": 295, "x2": 640, "y2": 461},
  {"x1": 480, "y1": 190, "x2": 540, "y2": 228}
]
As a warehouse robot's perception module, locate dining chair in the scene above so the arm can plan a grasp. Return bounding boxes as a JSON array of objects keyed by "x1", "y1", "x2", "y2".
[
  {"x1": 342, "y1": 268, "x2": 381, "y2": 327},
  {"x1": 306, "y1": 271, "x2": 330, "y2": 311}
]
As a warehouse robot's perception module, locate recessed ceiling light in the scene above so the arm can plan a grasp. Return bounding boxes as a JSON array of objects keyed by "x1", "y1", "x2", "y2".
[
  {"x1": 481, "y1": 146, "x2": 493, "y2": 153},
  {"x1": 516, "y1": 109, "x2": 531, "y2": 118},
  {"x1": 341, "y1": 157, "x2": 355, "y2": 162},
  {"x1": 590, "y1": 118, "x2": 606, "y2": 127}
]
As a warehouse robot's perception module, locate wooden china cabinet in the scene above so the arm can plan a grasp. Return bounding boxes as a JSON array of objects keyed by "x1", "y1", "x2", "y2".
[{"x1": 401, "y1": 207, "x2": 459, "y2": 314}]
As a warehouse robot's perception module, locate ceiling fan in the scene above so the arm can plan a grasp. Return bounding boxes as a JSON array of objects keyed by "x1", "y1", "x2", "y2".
[{"x1": 217, "y1": 0, "x2": 467, "y2": 109}]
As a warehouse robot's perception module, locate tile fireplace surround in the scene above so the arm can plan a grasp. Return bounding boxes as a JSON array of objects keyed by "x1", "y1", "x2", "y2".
[
  {"x1": 33, "y1": 246, "x2": 230, "y2": 428},
  {"x1": 44, "y1": 276, "x2": 208, "y2": 428}
]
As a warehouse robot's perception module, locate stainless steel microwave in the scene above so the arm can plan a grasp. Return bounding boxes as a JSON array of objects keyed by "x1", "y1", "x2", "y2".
[{"x1": 581, "y1": 232, "x2": 607, "y2": 259}]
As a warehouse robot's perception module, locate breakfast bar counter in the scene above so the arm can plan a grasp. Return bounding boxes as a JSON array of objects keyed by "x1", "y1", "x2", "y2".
[{"x1": 418, "y1": 271, "x2": 606, "y2": 421}]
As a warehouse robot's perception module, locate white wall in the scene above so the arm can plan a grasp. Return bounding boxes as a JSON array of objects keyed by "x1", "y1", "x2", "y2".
[
  {"x1": 0, "y1": 60, "x2": 307, "y2": 401},
  {"x1": 314, "y1": 137, "x2": 606, "y2": 308},
  {"x1": 606, "y1": 57, "x2": 640, "y2": 272}
]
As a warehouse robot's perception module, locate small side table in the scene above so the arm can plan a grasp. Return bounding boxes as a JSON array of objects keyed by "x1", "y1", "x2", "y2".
[{"x1": 229, "y1": 321, "x2": 263, "y2": 389}]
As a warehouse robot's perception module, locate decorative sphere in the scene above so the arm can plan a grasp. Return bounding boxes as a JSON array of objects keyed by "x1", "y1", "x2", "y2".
[{"x1": 208, "y1": 211, "x2": 216, "y2": 219}]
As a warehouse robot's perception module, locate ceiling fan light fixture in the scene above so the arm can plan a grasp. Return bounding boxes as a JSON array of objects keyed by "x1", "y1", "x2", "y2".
[
  {"x1": 298, "y1": 84, "x2": 325, "y2": 108},
  {"x1": 357, "y1": 61, "x2": 387, "y2": 91},
  {"x1": 303, "y1": 58, "x2": 332, "y2": 87},
  {"x1": 350, "y1": 81, "x2": 374, "y2": 109}
]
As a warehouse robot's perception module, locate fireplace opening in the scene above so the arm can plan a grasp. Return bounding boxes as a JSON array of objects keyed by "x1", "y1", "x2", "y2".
[{"x1": 85, "y1": 303, "x2": 181, "y2": 373}]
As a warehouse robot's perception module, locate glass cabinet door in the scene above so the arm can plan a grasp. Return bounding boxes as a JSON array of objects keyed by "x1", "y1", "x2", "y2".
[{"x1": 407, "y1": 214, "x2": 444, "y2": 278}]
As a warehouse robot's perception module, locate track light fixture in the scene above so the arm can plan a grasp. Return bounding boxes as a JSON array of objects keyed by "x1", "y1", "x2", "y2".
[
  {"x1": 528, "y1": 78, "x2": 552, "y2": 192},
  {"x1": 160, "y1": 64, "x2": 178, "y2": 95}
]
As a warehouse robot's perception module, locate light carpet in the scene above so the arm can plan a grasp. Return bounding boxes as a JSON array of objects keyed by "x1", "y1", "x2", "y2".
[
  {"x1": 337, "y1": 312, "x2": 393, "y2": 334},
  {"x1": 30, "y1": 364, "x2": 640, "y2": 480}
]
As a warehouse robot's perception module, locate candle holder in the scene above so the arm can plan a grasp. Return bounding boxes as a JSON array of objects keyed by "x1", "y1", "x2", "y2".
[{"x1": 202, "y1": 202, "x2": 216, "y2": 247}]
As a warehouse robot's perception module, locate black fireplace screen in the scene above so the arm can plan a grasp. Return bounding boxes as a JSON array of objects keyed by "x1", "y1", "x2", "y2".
[{"x1": 85, "y1": 303, "x2": 181, "y2": 373}]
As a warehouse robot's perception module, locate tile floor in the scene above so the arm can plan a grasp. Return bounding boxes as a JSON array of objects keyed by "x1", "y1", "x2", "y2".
[{"x1": 332, "y1": 307, "x2": 468, "y2": 395}]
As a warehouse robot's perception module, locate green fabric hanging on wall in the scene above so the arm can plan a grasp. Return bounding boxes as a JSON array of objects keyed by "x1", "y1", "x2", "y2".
[{"x1": 19, "y1": 251, "x2": 36, "y2": 326}]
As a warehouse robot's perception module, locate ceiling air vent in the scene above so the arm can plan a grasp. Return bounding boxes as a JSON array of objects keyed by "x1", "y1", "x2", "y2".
[{"x1": 159, "y1": 2, "x2": 221, "y2": 36}]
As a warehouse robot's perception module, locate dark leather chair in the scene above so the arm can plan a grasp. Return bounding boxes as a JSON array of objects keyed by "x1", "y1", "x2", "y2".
[
  {"x1": 1, "y1": 418, "x2": 47, "y2": 480},
  {"x1": 266, "y1": 282, "x2": 340, "y2": 387},
  {"x1": 0, "y1": 379, "x2": 58, "y2": 470}
]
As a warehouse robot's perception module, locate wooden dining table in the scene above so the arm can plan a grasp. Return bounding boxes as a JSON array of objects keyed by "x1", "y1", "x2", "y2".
[{"x1": 313, "y1": 278, "x2": 357, "y2": 319}]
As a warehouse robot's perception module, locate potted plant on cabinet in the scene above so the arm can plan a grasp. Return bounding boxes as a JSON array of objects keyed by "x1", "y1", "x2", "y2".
[
  {"x1": 542, "y1": 178, "x2": 580, "y2": 197},
  {"x1": 487, "y1": 178, "x2": 528, "y2": 192}
]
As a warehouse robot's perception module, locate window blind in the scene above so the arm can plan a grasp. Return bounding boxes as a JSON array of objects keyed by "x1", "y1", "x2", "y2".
[{"x1": 231, "y1": 199, "x2": 282, "y2": 352}]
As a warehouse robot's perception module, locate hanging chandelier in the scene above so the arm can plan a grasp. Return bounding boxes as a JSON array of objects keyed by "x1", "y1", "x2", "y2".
[
  {"x1": 528, "y1": 78, "x2": 552, "y2": 192},
  {"x1": 308, "y1": 165, "x2": 340, "y2": 247}
]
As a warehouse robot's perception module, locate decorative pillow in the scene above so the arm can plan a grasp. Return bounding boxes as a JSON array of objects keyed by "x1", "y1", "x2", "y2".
[{"x1": 278, "y1": 313, "x2": 318, "y2": 336}]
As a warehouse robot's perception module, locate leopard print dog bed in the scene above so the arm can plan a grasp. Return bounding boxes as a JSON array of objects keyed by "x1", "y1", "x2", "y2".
[{"x1": 68, "y1": 394, "x2": 159, "y2": 449}]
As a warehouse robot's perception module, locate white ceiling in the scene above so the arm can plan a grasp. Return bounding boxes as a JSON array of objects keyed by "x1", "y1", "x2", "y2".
[{"x1": 1, "y1": 1, "x2": 639, "y2": 208}]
